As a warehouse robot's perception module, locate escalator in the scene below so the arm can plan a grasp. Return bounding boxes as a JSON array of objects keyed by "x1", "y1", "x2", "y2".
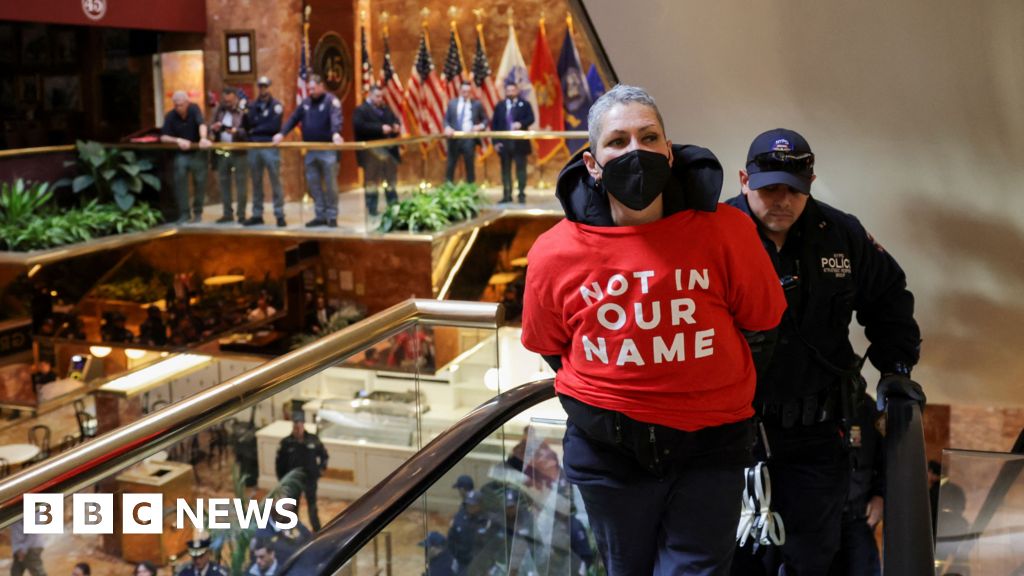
[{"x1": 0, "y1": 299, "x2": 949, "y2": 575}]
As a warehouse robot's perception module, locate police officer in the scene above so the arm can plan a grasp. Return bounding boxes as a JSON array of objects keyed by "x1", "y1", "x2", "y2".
[
  {"x1": 179, "y1": 534, "x2": 228, "y2": 576},
  {"x1": 833, "y1": 392, "x2": 885, "y2": 575},
  {"x1": 726, "y1": 128, "x2": 923, "y2": 575},
  {"x1": 247, "y1": 537, "x2": 279, "y2": 576},
  {"x1": 160, "y1": 90, "x2": 212, "y2": 223},
  {"x1": 353, "y1": 84, "x2": 401, "y2": 218},
  {"x1": 452, "y1": 474, "x2": 474, "y2": 505},
  {"x1": 275, "y1": 410, "x2": 328, "y2": 531},
  {"x1": 273, "y1": 74, "x2": 344, "y2": 227},
  {"x1": 210, "y1": 86, "x2": 249, "y2": 224},
  {"x1": 419, "y1": 531, "x2": 458, "y2": 576},
  {"x1": 446, "y1": 490, "x2": 491, "y2": 574},
  {"x1": 250, "y1": 500, "x2": 313, "y2": 566},
  {"x1": 246, "y1": 76, "x2": 286, "y2": 227}
]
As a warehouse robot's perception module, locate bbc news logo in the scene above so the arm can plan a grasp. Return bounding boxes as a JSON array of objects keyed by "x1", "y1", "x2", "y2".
[{"x1": 23, "y1": 495, "x2": 298, "y2": 534}]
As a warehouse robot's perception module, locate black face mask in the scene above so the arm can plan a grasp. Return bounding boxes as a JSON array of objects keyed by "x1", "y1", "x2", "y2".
[{"x1": 595, "y1": 149, "x2": 672, "y2": 211}]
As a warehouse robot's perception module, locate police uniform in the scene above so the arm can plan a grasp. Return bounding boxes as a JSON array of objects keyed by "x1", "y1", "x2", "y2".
[
  {"x1": 251, "y1": 520, "x2": 312, "y2": 567},
  {"x1": 726, "y1": 128, "x2": 921, "y2": 575},
  {"x1": 275, "y1": 416, "x2": 328, "y2": 531},
  {"x1": 419, "y1": 531, "x2": 458, "y2": 576},
  {"x1": 180, "y1": 535, "x2": 229, "y2": 576},
  {"x1": 280, "y1": 91, "x2": 344, "y2": 226},
  {"x1": 247, "y1": 76, "x2": 286, "y2": 226},
  {"x1": 352, "y1": 98, "x2": 401, "y2": 216},
  {"x1": 446, "y1": 490, "x2": 492, "y2": 574},
  {"x1": 834, "y1": 392, "x2": 885, "y2": 576}
]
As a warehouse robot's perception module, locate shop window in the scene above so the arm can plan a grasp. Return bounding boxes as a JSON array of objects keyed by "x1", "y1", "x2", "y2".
[{"x1": 224, "y1": 31, "x2": 255, "y2": 79}]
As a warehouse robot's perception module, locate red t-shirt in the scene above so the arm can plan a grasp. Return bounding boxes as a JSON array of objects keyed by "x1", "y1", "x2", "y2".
[{"x1": 521, "y1": 205, "x2": 786, "y2": 431}]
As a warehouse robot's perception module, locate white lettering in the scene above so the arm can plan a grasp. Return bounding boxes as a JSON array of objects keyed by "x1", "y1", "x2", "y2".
[
  {"x1": 689, "y1": 268, "x2": 710, "y2": 290},
  {"x1": 616, "y1": 339, "x2": 645, "y2": 366},
  {"x1": 176, "y1": 498, "x2": 203, "y2": 530},
  {"x1": 234, "y1": 499, "x2": 275, "y2": 530},
  {"x1": 633, "y1": 271, "x2": 655, "y2": 294},
  {"x1": 634, "y1": 301, "x2": 661, "y2": 330},
  {"x1": 694, "y1": 329, "x2": 716, "y2": 358},
  {"x1": 670, "y1": 298, "x2": 697, "y2": 325},
  {"x1": 273, "y1": 499, "x2": 299, "y2": 529},
  {"x1": 675, "y1": 268, "x2": 683, "y2": 291},
  {"x1": 606, "y1": 274, "x2": 628, "y2": 296},
  {"x1": 597, "y1": 303, "x2": 627, "y2": 330},
  {"x1": 208, "y1": 498, "x2": 231, "y2": 529},
  {"x1": 580, "y1": 282, "x2": 603, "y2": 306},
  {"x1": 653, "y1": 333, "x2": 686, "y2": 363},
  {"x1": 582, "y1": 336, "x2": 609, "y2": 364}
]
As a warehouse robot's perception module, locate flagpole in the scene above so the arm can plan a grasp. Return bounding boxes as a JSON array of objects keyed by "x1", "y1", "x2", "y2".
[
  {"x1": 300, "y1": 3, "x2": 312, "y2": 214},
  {"x1": 419, "y1": 7, "x2": 432, "y2": 171}
]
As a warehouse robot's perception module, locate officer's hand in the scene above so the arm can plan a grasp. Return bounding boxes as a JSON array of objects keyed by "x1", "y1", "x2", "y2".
[
  {"x1": 495, "y1": 143, "x2": 503, "y2": 153},
  {"x1": 511, "y1": 121, "x2": 522, "y2": 130},
  {"x1": 332, "y1": 133, "x2": 344, "y2": 145},
  {"x1": 176, "y1": 138, "x2": 191, "y2": 151},
  {"x1": 272, "y1": 133, "x2": 284, "y2": 145},
  {"x1": 444, "y1": 126, "x2": 455, "y2": 136},
  {"x1": 866, "y1": 495, "x2": 884, "y2": 528},
  {"x1": 211, "y1": 121, "x2": 222, "y2": 131},
  {"x1": 876, "y1": 374, "x2": 925, "y2": 411},
  {"x1": 198, "y1": 138, "x2": 212, "y2": 150},
  {"x1": 382, "y1": 124, "x2": 393, "y2": 134},
  {"x1": 391, "y1": 124, "x2": 401, "y2": 133}
]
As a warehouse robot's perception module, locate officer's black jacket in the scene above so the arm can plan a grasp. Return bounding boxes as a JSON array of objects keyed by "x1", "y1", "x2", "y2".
[
  {"x1": 275, "y1": 432, "x2": 328, "y2": 481},
  {"x1": 725, "y1": 193, "x2": 921, "y2": 405},
  {"x1": 247, "y1": 95, "x2": 284, "y2": 142},
  {"x1": 281, "y1": 93, "x2": 343, "y2": 142},
  {"x1": 352, "y1": 101, "x2": 401, "y2": 165},
  {"x1": 847, "y1": 393, "x2": 885, "y2": 514}
]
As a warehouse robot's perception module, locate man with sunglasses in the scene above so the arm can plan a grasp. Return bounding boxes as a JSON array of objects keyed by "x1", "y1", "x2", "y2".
[{"x1": 727, "y1": 128, "x2": 923, "y2": 575}]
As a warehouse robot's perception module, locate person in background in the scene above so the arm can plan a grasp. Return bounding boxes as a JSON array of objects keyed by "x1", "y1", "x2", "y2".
[
  {"x1": 274, "y1": 74, "x2": 344, "y2": 228},
  {"x1": 443, "y1": 81, "x2": 487, "y2": 183},
  {"x1": 247, "y1": 538, "x2": 278, "y2": 576},
  {"x1": 246, "y1": 76, "x2": 286, "y2": 227},
  {"x1": 11, "y1": 518, "x2": 47, "y2": 576},
  {"x1": 70, "y1": 563, "x2": 89, "y2": 576},
  {"x1": 491, "y1": 80, "x2": 535, "y2": 203},
  {"x1": 353, "y1": 85, "x2": 402, "y2": 217},
  {"x1": 420, "y1": 531, "x2": 458, "y2": 576},
  {"x1": 132, "y1": 561, "x2": 157, "y2": 576},
  {"x1": 305, "y1": 295, "x2": 335, "y2": 334},
  {"x1": 178, "y1": 534, "x2": 227, "y2": 576},
  {"x1": 160, "y1": 90, "x2": 212, "y2": 223},
  {"x1": 138, "y1": 305, "x2": 167, "y2": 346},
  {"x1": 275, "y1": 411, "x2": 328, "y2": 531},
  {"x1": 210, "y1": 86, "x2": 249, "y2": 224},
  {"x1": 248, "y1": 296, "x2": 278, "y2": 322},
  {"x1": 251, "y1": 500, "x2": 313, "y2": 566}
]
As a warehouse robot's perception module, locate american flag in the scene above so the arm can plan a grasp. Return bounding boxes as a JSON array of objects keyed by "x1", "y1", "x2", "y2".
[
  {"x1": 379, "y1": 32, "x2": 407, "y2": 135},
  {"x1": 441, "y1": 28, "x2": 464, "y2": 100},
  {"x1": 471, "y1": 26, "x2": 500, "y2": 156},
  {"x1": 360, "y1": 25, "x2": 374, "y2": 97},
  {"x1": 406, "y1": 31, "x2": 447, "y2": 142},
  {"x1": 296, "y1": 14, "x2": 310, "y2": 105}
]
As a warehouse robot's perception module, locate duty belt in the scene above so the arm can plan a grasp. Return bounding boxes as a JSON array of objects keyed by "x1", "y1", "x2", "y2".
[{"x1": 759, "y1": 389, "x2": 838, "y2": 428}]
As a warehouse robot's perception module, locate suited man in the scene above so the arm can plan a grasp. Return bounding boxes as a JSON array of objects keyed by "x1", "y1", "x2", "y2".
[
  {"x1": 353, "y1": 85, "x2": 402, "y2": 217},
  {"x1": 443, "y1": 81, "x2": 487, "y2": 183},
  {"x1": 491, "y1": 81, "x2": 535, "y2": 203}
]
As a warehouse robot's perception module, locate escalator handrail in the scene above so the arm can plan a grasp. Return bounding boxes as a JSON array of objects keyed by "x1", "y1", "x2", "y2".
[
  {"x1": 882, "y1": 396, "x2": 936, "y2": 574},
  {"x1": 282, "y1": 378, "x2": 556, "y2": 575},
  {"x1": 0, "y1": 299, "x2": 502, "y2": 529}
]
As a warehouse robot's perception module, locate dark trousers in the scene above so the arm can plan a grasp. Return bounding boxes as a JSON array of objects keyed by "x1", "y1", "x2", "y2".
[
  {"x1": 217, "y1": 151, "x2": 248, "y2": 219},
  {"x1": 249, "y1": 148, "x2": 284, "y2": 219},
  {"x1": 499, "y1": 151, "x2": 528, "y2": 201},
  {"x1": 172, "y1": 151, "x2": 208, "y2": 221},
  {"x1": 731, "y1": 421, "x2": 850, "y2": 576},
  {"x1": 363, "y1": 151, "x2": 398, "y2": 216},
  {"x1": 445, "y1": 140, "x2": 476, "y2": 183},
  {"x1": 304, "y1": 150, "x2": 339, "y2": 221},
  {"x1": 11, "y1": 547, "x2": 46, "y2": 576},
  {"x1": 831, "y1": 511, "x2": 881, "y2": 576},
  {"x1": 563, "y1": 421, "x2": 745, "y2": 576},
  {"x1": 300, "y1": 480, "x2": 321, "y2": 531}
]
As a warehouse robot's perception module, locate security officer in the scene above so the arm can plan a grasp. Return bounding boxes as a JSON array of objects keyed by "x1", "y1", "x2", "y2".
[
  {"x1": 833, "y1": 392, "x2": 885, "y2": 575},
  {"x1": 726, "y1": 128, "x2": 923, "y2": 575},
  {"x1": 273, "y1": 74, "x2": 344, "y2": 227},
  {"x1": 419, "y1": 531, "x2": 458, "y2": 576},
  {"x1": 159, "y1": 90, "x2": 212, "y2": 223},
  {"x1": 250, "y1": 500, "x2": 313, "y2": 566},
  {"x1": 246, "y1": 76, "x2": 286, "y2": 227},
  {"x1": 180, "y1": 533, "x2": 228, "y2": 576},
  {"x1": 275, "y1": 410, "x2": 328, "y2": 531},
  {"x1": 446, "y1": 490, "x2": 492, "y2": 574},
  {"x1": 353, "y1": 84, "x2": 401, "y2": 217},
  {"x1": 452, "y1": 474, "x2": 474, "y2": 505}
]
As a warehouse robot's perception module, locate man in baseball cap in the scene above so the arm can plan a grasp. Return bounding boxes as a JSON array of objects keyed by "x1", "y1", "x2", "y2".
[{"x1": 419, "y1": 531, "x2": 457, "y2": 575}]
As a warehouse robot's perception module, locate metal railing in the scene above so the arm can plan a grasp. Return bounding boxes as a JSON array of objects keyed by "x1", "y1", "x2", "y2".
[
  {"x1": 0, "y1": 298, "x2": 503, "y2": 529},
  {"x1": 281, "y1": 377, "x2": 556, "y2": 575},
  {"x1": 883, "y1": 396, "x2": 936, "y2": 574}
]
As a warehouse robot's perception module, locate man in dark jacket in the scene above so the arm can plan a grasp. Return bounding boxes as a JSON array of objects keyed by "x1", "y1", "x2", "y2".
[
  {"x1": 274, "y1": 74, "x2": 344, "y2": 227},
  {"x1": 726, "y1": 128, "x2": 922, "y2": 575},
  {"x1": 160, "y1": 90, "x2": 212, "y2": 223},
  {"x1": 246, "y1": 76, "x2": 286, "y2": 227},
  {"x1": 443, "y1": 81, "x2": 487, "y2": 183},
  {"x1": 491, "y1": 80, "x2": 535, "y2": 203},
  {"x1": 210, "y1": 86, "x2": 249, "y2": 223},
  {"x1": 275, "y1": 411, "x2": 328, "y2": 531},
  {"x1": 353, "y1": 85, "x2": 401, "y2": 217}
]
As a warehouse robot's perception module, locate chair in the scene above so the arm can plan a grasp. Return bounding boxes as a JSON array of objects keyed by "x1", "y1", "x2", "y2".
[
  {"x1": 76, "y1": 411, "x2": 98, "y2": 439},
  {"x1": 60, "y1": 435, "x2": 78, "y2": 452},
  {"x1": 0, "y1": 458, "x2": 8, "y2": 478},
  {"x1": 28, "y1": 424, "x2": 50, "y2": 461}
]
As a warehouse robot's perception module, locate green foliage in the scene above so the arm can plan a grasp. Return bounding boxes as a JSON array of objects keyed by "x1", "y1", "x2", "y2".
[
  {"x1": 0, "y1": 200, "x2": 162, "y2": 252},
  {"x1": 56, "y1": 140, "x2": 162, "y2": 211},
  {"x1": 0, "y1": 180, "x2": 53, "y2": 226},
  {"x1": 379, "y1": 181, "x2": 485, "y2": 233},
  {"x1": 291, "y1": 302, "x2": 367, "y2": 349},
  {"x1": 93, "y1": 276, "x2": 168, "y2": 303},
  {"x1": 211, "y1": 465, "x2": 306, "y2": 576}
]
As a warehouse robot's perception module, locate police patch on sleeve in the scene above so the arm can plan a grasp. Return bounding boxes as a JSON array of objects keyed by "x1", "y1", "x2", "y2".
[
  {"x1": 274, "y1": 104, "x2": 283, "y2": 114},
  {"x1": 332, "y1": 97, "x2": 342, "y2": 108},
  {"x1": 866, "y1": 232, "x2": 886, "y2": 253}
]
